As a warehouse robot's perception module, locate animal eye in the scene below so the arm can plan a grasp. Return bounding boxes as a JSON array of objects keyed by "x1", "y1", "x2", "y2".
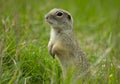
[{"x1": 57, "y1": 12, "x2": 63, "y2": 16}]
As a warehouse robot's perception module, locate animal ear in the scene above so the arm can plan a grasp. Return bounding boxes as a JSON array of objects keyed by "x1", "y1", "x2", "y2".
[{"x1": 67, "y1": 14, "x2": 71, "y2": 20}]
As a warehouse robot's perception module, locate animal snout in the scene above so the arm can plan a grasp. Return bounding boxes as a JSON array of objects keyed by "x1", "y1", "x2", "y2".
[{"x1": 45, "y1": 14, "x2": 49, "y2": 19}]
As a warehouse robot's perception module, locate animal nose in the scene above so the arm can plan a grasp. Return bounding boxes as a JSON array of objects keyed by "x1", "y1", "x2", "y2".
[{"x1": 45, "y1": 15, "x2": 49, "y2": 19}]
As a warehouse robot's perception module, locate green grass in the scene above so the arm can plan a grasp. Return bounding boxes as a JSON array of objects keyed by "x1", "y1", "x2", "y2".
[{"x1": 0, "y1": 0, "x2": 120, "y2": 84}]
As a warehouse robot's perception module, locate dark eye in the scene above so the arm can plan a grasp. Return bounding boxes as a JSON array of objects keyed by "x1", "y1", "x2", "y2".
[{"x1": 57, "y1": 12, "x2": 63, "y2": 16}]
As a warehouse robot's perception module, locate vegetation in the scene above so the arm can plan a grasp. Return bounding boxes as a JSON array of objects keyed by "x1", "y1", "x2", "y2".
[{"x1": 0, "y1": 0, "x2": 120, "y2": 84}]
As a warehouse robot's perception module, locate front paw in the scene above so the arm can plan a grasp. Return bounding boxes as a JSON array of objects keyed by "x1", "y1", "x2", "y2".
[
  {"x1": 49, "y1": 48, "x2": 55, "y2": 58},
  {"x1": 48, "y1": 45, "x2": 55, "y2": 58}
]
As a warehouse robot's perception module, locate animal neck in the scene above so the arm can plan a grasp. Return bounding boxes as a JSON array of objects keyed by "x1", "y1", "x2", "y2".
[{"x1": 51, "y1": 25, "x2": 73, "y2": 34}]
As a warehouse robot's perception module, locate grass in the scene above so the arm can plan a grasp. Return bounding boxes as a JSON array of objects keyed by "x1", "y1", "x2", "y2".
[{"x1": 0, "y1": 0, "x2": 120, "y2": 84}]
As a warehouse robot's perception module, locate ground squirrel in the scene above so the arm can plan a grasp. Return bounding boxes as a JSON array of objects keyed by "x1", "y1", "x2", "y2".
[{"x1": 45, "y1": 8, "x2": 89, "y2": 78}]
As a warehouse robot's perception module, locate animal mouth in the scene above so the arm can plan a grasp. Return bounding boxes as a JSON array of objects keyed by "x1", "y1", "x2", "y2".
[
  {"x1": 46, "y1": 20, "x2": 53, "y2": 25},
  {"x1": 48, "y1": 21, "x2": 53, "y2": 24}
]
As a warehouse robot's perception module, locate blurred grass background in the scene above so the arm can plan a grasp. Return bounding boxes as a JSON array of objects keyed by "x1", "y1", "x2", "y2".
[{"x1": 0, "y1": 0, "x2": 120, "y2": 84}]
